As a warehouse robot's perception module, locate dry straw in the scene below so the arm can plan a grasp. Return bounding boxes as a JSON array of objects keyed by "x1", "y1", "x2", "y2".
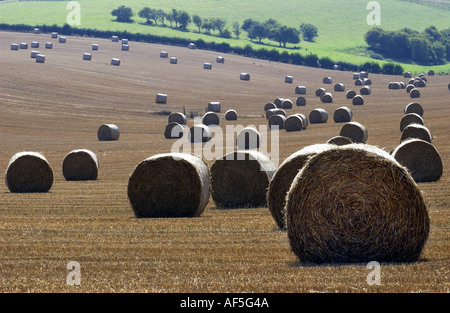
[
  {"x1": 327, "y1": 136, "x2": 353, "y2": 146},
  {"x1": 400, "y1": 113, "x2": 424, "y2": 132},
  {"x1": 392, "y1": 138, "x2": 442, "y2": 182},
  {"x1": 309, "y1": 108, "x2": 328, "y2": 124},
  {"x1": 5, "y1": 152, "x2": 53, "y2": 193},
  {"x1": 340, "y1": 121, "x2": 368, "y2": 143},
  {"x1": 211, "y1": 151, "x2": 276, "y2": 208},
  {"x1": 164, "y1": 122, "x2": 185, "y2": 139},
  {"x1": 400, "y1": 123, "x2": 432, "y2": 143},
  {"x1": 333, "y1": 106, "x2": 353, "y2": 123},
  {"x1": 267, "y1": 144, "x2": 334, "y2": 229},
  {"x1": 128, "y1": 153, "x2": 210, "y2": 218},
  {"x1": 188, "y1": 124, "x2": 212, "y2": 143},
  {"x1": 285, "y1": 144, "x2": 430, "y2": 263},
  {"x1": 97, "y1": 124, "x2": 120, "y2": 141},
  {"x1": 62, "y1": 149, "x2": 99, "y2": 181},
  {"x1": 236, "y1": 126, "x2": 261, "y2": 150}
]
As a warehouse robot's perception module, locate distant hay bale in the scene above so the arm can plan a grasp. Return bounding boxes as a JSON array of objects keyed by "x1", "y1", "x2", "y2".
[
  {"x1": 334, "y1": 83, "x2": 345, "y2": 92},
  {"x1": 240, "y1": 73, "x2": 250, "y2": 81},
  {"x1": 51, "y1": 32, "x2": 58, "y2": 39},
  {"x1": 225, "y1": 109, "x2": 238, "y2": 121},
  {"x1": 346, "y1": 90, "x2": 356, "y2": 99},
  {"x1": 404, "y1": 72, "x2": 412, "y2": 78},
  {"x1": 406, "y1": 84, "x2": 415, "y2": 93},
  {"x1": 352, "y1": 95, "x2": 364, "y2": 106},
  {"x1": 392, "y1": 139, "x2": 442, "y2": 182},
  {"x1": 360, "y1": 86, "x2": 371, "y2": 95},
  {"x1": 404, "y1": 102, "x2": 424, "y2": 117},
  {"x1": 203, "y1": 63, "x2": 212, "y2": 70},
  {"x1": 285, "y1": 115, "x2": 304, "y2": 132},
  {"x1": 296, "y1": 113, "x2": 308, "y2": 129},
  {"x1": 354, "y1": 79, "x2": 363, "y2": 86},
  {"x1": 62, "y1": 149, "x2": 99, "y2": 181},
  {"x1": 20, "y1": 42, "x2": 28, "y2": 49},
  {"x1": 296, "y1": 96, "x2": 306, "y2": 106},
  {"x1": 83, "y1": 53, "x2": 92, "y2": 61},
  {"x1": 414, "y1": 80, "x2": 426, "y2": 88},
  {"x1": 236, "y1": 126, "x2": 261, "y2": 150},
  {"x1": 320, "y1": 92, "x2": 333, "y2": 103},
  {"x1": 360, "y1": 71, "x2": 368, "y2": 78},
  {"x1": 264, "y1": 102, "x2": 277, "y2": 112},
  {"x1": 33, "y1": 28, "x2": 40, "y2": 34},
  {"x1": 188, "y1": 42, "x2": 197, "y2": 49},
  {"x1": 97, "y1": 124, "x2": 120, "y2": 141},
  {"x1": 202, "y1": 112, "x2": 220, "y2": 126},
  {"x1": 428, "y1": 70, "x2": 435, "y2": 76},
  {"x1": 59, "y1": 37, "x2": 66, "y2": 43},
  {"x1": 10, "y1": 43, "x2": 19, "y2": 50},
  {"x1": 210, "y1": 151, "x2": 276, "y2": 208},
  {"x1": 363, "y1": 78, "x2": 372, "y2": 85},
  {"x1": 111, "y1": 58, "x2": 120, "y2": 66},
  {"x1": 35, "y1": 54, "x2": 45, "y2": 63},
  {"x1": 327, "y1": 136, "x2": 353, "y2": 146},
  {"x1": 390, "y1": 82, "x2": 401, "y2": 90},
  {"x1": 352, "y1": 73, "x2": 360, "y2": 80},
  {"x1": 111, "y1": 36, "x2": 119, "y2": 42},
  {"x1": 267, "y1": 144, "x2": 334, "y2": 229},
  {"x1": 285, "y1": 144, "x2": 430, "y2": 263},
  {"x1": 399, "y1": 82, "x2": 406, "y2": 89},
  {"x1": 92, "y1": 44, "x2": 99, "y2": 51},
  {"x1": 333, "y1": 106, "x2": 353, "y2": 123},
  {"x1": 122, "y1": 39, "x2": 128, "y2": 45},
  {"x1": 31, "y1": 41, "x2": 39, "y2": 48},
  {"x1": 156, "y1": 93, "x2": 167, "y2": 104},
  {"x1": 216, "y1": 56, "x2": 225, "y2": 63},
  {"x1": 295, "y1": 86, "x2": 306, "y2": 94},
  {"x1": 322, "y1": 77, "x2": 332, "y2": 84},
  {"x1": 45, "y1": 42, "x2": 53, "y2": 49},
  {"x1": 315, "y1": 88, "x2": 326, "y2": 97},
  {"x1": 400, "y1": 113, "x2": 424, "y2": 132},
  {"x1": 121, "y1": 44, "x2": 129, "y2": 51},
  {"x1": 265, "y1": 108, "x2": 286, "y2": 120},
  {"x1": 268, "y1": 114, "x2": 286, "y2": 130},
  {"x1": 168, "y1": 112, "x2": 187, "y2": 125},
  {"x1": 164, "y1": 122, "x2": 185, "y2": 139},
  {"x1": 170, "y1": 57, "x2": 178, "y2": 64},
  {"x1": 128, "y1": 153, "x2": 210, "y2": 218},
  {"x1": 340, "y1": 121, "x2": 368, "y2": 143},
  {"x1": 309, "y1": 108, "x2": 328, "y2": 124},
  {"x1": 408, "y1": 79, "x2": 416, "y2": 85},
  {"x1": 401, "y1": 123, "x2": 432, "y2": 143},
  {"x1": 188, "y1": 124, "x2": 212, "y2": 143},
  {"x1": 159, "y1": 51, "x2": 168, "y2": 58},
  {"x1": 282, "y1": 99, "x2": 293, "y2": 109},
  {"x1": 5, "y1": 152, "x2": 53, "y2": 193},
  {"x1": 285, "y1": 76, "x2": 293, "y2": 83},
  {"x1": 207, "y1": 101, "x2": 221, "y2": 113},
  {"x1": 273, "y1": 98, "x2": 285, "y2": 108},
  {"x1": 30, "y1": 51, "x2": 39, "y2": 58}
]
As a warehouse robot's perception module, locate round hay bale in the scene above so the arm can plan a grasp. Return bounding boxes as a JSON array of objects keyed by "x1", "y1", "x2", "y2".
[
  {"x1": 352, "y1": 95, "x2": 364, "y2": 106},
  {"x1": 340, "y1": 121, "x2": 368, "y2": 143},
  {"x1": 352, "y1": 73, "x2": 360, "y2": 80},
  {"x1": 59, "y1": 37, "x2": 66, "y2": 43},
  {"x1": 128, "y1": 153, "x2": 210, "y2": 218},
  {"x1": 285, "y1": 144, "x2": 430, "y2": 263},
  {"x1": 33, "y1": 28, "x2": 40, "y2": 34},
  {"x1": 268, "y1": 114, "x2": 286, "y2": 130},
  {"x1": 62, "y1": 149, "x2": 99, "y2": 181},
  {"x1": 401, "y1": 123, "x2": 432, "y2": 143},
  {"x1": 122, "y1": 39, "x2": 128, "y2": 45},
  {"x1": 236, "y1": 126, "x2": 261, "y2": 150},
  {"x1": 121, "y1": 44, "x2": 129, "y2": 51},
  {"x1": 315, "y1": 88, "x2": 326, "y2": 97},
  {"x1": 404, "y1": 102, "x2": 424, "y2": 117},
  {"x1": 207, "y1": 101, "x2": 221, "y2": 113},
  {"x1": 327, "y1": 136, "x2": 353, "y2": 146},
  {"x1": 111, "y1": 36, "x2": 119, "y2": 42},
  {"x1": 408, "y1": 79, "x2": 416, "y2": 85},
  {"x1": 282, "y1": 99, "x2": 293, "y2": 109},
  {"x1": 30, "y1": 51, "x2": 39, "y2": 58},
  {"x1": 285, "y1": 76, "x2": 293, "y2": 84},
  {"x1": 265, "y1": 108, "x2": 286, "y2": 120},
  {"x1": 285, "y1": 115, "x2": 304, "y2": 132},
  {"x1": 45, "y1": 42, "x2": 53, "y2": 49},
  {"x1": 448, "y1": 82, "x2": 450, "y2": 90},
  {"x1": 35, "y1": 54, "x2": 45, "y2": 63},
  {"x1": 406, "y1": 84, "x2": 415, "y2": 93},
  {"x1": 399, "y1": 82, "x2": 406, "y2": 89},
  {"x1": 203, "y1": 63, "x2": 212, "y2": 70},
  {"x1": 92, "y1": 44, "x2": 99, "y2": 51},
  {"x1": 164, "y1": 122, "x2": 185, "y2": 139},
  {"x1": 51, "y1": 32, "x2": 58, "y2": 39},
  {"x1": 216, "y1": 56, "x2": 225, "y2": 63},
  {"x1": 296, "y1": 113, "x2": 308, "y2": 130},
  {"x1": 391, "y1": 82, "x2": 401, "y2": 90},
  {"x1": 309, "y1": 108, "x2": 328, "y2": 124},
  {"x1": 111, "y1": 58, "x2": 120, "y2": 66},
  {"x1": 31, "y1": 41, "x2": 39, "y2": 48},
  {"x1": 168, "y1": 112, "x2": 187, "y2": 125},
  {"x1": 156, "y1": 93, "x2": 167, "y2": 104},
  {"x1": 225, "y1": 109, "x2": 238, "y2": 121},
  {"x1": 414, "y1": 80, "x2": 426, "y2": 88},
  {"x1": 273, "y1": 98, "x2": 285, "y2": 108},
  {"x1": 334, "y1": 83, "x2": 345, "y2": 92},
  {"x1": 320, "y1": 92, "x2": 333, "y2": 103},
  {"x1": 264, "y1": 102, "x2": 277, "y2": 112},
  {"x1": 188, "y1": 124, "x2": 212, "y2": 143},
  {"x1": 211, "y1": 151, "x2": 276, "y2": 208},
  {"x1": 392, "y1": 139, "x2": 442, "y2": 182},
  {"x1": 360, "y1": 71, "x2": 369, "y2": 78},
  {"x1": 388, "y1": 82, "x2": 394, "y2": 89},
  {"x1": 202, "y1": 112, "x2": 220, "y2": 126},
  {"x1": 400, "y1": 113, "x2": 424, "y2": 132},
  {"x1": 268, "y1": 144, "x2": 335, "y2": 229},
  {"x1": 240, "y1": 73, "x2": 250, "y2": 81},
  {"x1": 10, "y1": 43, "x2": 19, "y2": 50},
  {"x1": 346, "y1": 90, "x2": 356, "y2": 99},
  {"x1": 83, "y1": 53, "x2": 92, "y2": 61},
  {"x1": 295, "y1": 96, "x2": 306, "y2": 106},
  {"x1": 160, "y1": 51, "x2": 168, "y2": 58},
  {"x1": 360, "y1": 86, "x2": 371, "y2": 95},
  {"x1": 170, "y1": 57, "x2": 178, "y2": 64},
  {"x1": 97, "y1": 124, "x2": 120, "y2": 141},
  {"x1": 428, "y1": 70, "x2": 435, "y2": 76},
  {"x1": 20, "y1": 43, "x2": 28, "y2": 49},
  {"x1": 188, "y1": 42, "x2": 197, "y2": 49},
  {"x1": 322, "y1": 77, "x2": 332, "y2": 84},
  {"x1": 333, "y1": 106, "x2": 353, "y2": 123},
  {"x1": 354, "y1": 79, "x2": 363, "y2": 86},
  {"x1": 363, "y1": 78, "x2": 372, "y2": 85},
  {"x1": 5, "y1": 152, "x2": 53, "y2": 193},
  {"x1": 295, "y1": 86, "x2": 306, "y2": 94},
  {"x1": 404, "y1": 72, "x2": 412, "y2": 78}
]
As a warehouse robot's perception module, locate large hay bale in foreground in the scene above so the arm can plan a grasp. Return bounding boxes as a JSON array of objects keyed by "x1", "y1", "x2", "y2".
[
  {"x1": 392, "y1": 139, "x2": 442, "y2": 182},
  {"x1": 268, "y1": 144, "x2": 334, "y2": 229},
  {"x1": 285, "y1": 144, "x2": 430, "y2": 263},
  {"x1": 62, "y1": 149, "x2": 99, "y2": 181},
  {"x1": 164, "y1": 122, "x2": 185, "y2": 139},
  {"x1": 128, "y1": 153, "x2": 210, "y2": 218},
  {"x1": 225, "y1": 109, "x2": 238, "y2": 121},
  {"x1": 401, "y1": 124, "x2": 432, "y2": 143},
  {"x1": 404, "y1": 102, "x2": 424, "y2": 117},
  {"x1": 202, "y1": 112, "x2": 220, "y2": 126},
  {"x1": 285, "y1": 115, "x2": 304, "y2": 132},
  {"x1": 168, "y1": 112, "x2": 187, "y2": 125},
  {"x1": 309, "y1": 108, "x2": 328, "y2": 124},
  {"x1": 333, "y1": 106, "x2": 353, "y2": 123},
  {"x1": 5, "y1": 152, "x2": 53, "y2": 193},
  {"x1": 236, "y1": 126, "x2": 261, "y2": 150},
  {"x1": 340, "y1": 121, "x2": 368, "y2": 143},
  {"x1": 327, "y1": 136, "x2": 353, "y2": 146},
  {"x1": 296, "y1": 96, "x2": 306, "y2": 106},
  {"x1": 352, "y1": 95, "x2": 364, "y2": 106},
  {"x1": 400, "y1": 113, "x2": 424, "y2": 132},
  {"x1": 188, "y1": 124, "x2": 212, "y2": 143},
  {"x1": 97, "y1": 124, "x2": 120, "y2": 141},
  {"x1": 211, "y1": 151, "x2": 276, "y2": 208}
]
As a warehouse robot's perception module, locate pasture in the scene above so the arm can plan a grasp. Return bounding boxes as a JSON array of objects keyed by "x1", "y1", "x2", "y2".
[{"x1": 0, "y1": 31, "x2": 449, "y2": 293}]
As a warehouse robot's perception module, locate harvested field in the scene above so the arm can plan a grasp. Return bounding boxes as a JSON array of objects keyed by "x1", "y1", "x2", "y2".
[{"x1": 0, "y1": 32, "x2": 449, "y2": 293}]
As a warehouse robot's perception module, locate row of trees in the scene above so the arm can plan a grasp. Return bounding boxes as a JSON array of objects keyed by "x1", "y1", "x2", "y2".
[
  {"x1": 111, "y1": 6, "x2": 318, "y2": 47},
  {"x1": 365, "y1": 26, "x2": 450, "y2": 65}
]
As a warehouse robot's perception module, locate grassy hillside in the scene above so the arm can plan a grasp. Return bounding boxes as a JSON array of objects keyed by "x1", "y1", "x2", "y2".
[{"x1": 0, "y1": 0, "x2": 449, "y2": 73}]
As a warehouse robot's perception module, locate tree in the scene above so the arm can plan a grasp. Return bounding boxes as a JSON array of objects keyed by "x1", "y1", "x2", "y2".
[
  {"x1": 248, "y1": 22, "x2": 267, "y2": 43},
  {"x1": 138, "y1": 7, "x2": 152, "y2": 24},
  {"x1": 111, "y1": 5, "x2": 133, "y2": 23},
  {"x1": 241, "y1": 19, "x2": 256, "y2": 32},
  {"x1": 193, "y1": 14, "x2": 202, "y2": 33},
  {"x1": 232, "y1": 21, "x2": 241, "y2": 38},
  {"x1": 300, "y1": 23, "x2": 318, "y2": 42},
  {"x1": 212, "y1": 18, "x2": 227, "y2": 37},
  {"x1": 271, "y1": 26, "x2": 300, "y2": 47},
  {"x1": 172, "y1": 9, "x2": 179, "y2": 28},
  {"x1": 202, "y1": 19, "x2": 213, "y2": 35},
  {"x1": 166, "y1": 13, "x2": 174, "y2": 27},
  {"x1": 178, "y1": 11, "x2": 191, "y2": 30},
  {"x1": 157, "y1": 9, "x2": 166, "y2": 26}
]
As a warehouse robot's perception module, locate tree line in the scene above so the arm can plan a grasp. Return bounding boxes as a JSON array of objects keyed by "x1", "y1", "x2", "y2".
[
  {"x1": 365, "y1": 26, "x2": 450, "y2": 65},
  {"x1": 111, "y1": 5, "x2": 318, "y2": 47}
]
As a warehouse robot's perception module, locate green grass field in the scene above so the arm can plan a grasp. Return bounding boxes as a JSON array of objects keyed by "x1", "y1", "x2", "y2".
[{"x1": 0, "y1": 0, "x2": 449, "y2": 73}]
